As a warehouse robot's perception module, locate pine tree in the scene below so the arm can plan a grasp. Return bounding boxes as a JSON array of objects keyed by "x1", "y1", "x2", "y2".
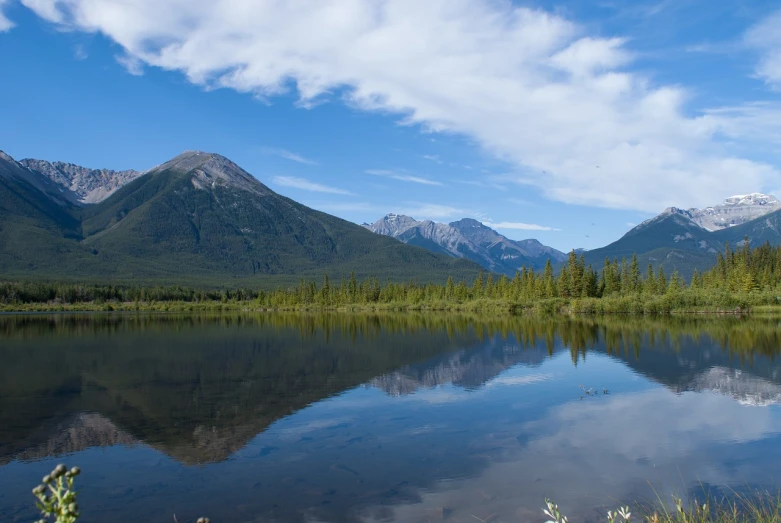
[
  {"x1": 644, "y1": 263, "x2": 656, "y2": 294},
  {"x1": 656, "y1": 267, "x2": 667, "y2": 294},
  {"x1": 472, "y1": 272, "x2": 484, "y2": 298},
  {"x1": 629, "y1": 254, "x2": 640, "y2": 293},
  {"x1": 542, "y1": 260, "x2": 555, "y2": 298}
]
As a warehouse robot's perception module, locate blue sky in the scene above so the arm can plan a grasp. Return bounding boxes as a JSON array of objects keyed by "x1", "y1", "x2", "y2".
[{"x1": 0, "y1": 0, "x2": 780, "y2": 252}]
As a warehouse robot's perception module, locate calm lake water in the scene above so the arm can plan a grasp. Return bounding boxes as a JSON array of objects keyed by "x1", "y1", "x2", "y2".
[{"x1": 2, "y1": 313, "x2": 781, "y2": 522}]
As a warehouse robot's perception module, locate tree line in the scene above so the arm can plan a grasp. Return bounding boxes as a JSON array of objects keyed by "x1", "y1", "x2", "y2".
[{"x1": 2, "y1": 240, "x2": 781, "y2": 311}]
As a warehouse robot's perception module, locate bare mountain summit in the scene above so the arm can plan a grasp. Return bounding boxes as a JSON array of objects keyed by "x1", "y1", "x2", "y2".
[
  {"x1": 674, "y1": 193, "x2": 780, "y2": 232},
  {"x1": 20, "y1": 158, "x2": 142, "y2": 205},
  {"x1": 364, "y1": 214, "x2": 566, "y2": 275}
]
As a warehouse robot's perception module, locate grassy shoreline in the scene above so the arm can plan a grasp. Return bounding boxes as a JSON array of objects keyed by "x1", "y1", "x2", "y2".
[{"x1": 1, "y1": 297, "x2": 773, "y2": 315}]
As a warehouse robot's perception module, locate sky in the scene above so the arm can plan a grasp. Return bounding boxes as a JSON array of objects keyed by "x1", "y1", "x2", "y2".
[{"x1": 0, "y1": 0, "x2": 780, "y2": 252}]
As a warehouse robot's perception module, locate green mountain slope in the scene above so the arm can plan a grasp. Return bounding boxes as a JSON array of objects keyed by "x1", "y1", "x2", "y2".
[
  {"x1": 582, "y1": 207, "x2": 781, "y2": 279},
  {"x1": 581, "y1": 209, "x2": 720, "y2": 276},
  {"x1": 712, "y1": 208, "x2": 781, "y2": 246},
  {"x1": 0, "y1": 152, "x2": 106, "y2": 276},
  {"x1": 0, "y1": 151, "x2": 481, "y2": 285}
]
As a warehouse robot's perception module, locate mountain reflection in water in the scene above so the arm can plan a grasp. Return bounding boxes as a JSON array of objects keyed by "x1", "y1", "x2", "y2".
[{"x1": 1, "y1": 313, "x2": 781, "y2": 522}]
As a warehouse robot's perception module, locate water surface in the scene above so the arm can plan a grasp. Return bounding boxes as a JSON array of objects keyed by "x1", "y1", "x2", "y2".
[{"x1": 1, "y1": 313, "x2": 781, "y2": 522}]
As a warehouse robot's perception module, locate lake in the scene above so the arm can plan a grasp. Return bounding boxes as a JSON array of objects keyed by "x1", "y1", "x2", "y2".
[{"x1": 1, "y1": 313, "x2": 781, "y2": 522}]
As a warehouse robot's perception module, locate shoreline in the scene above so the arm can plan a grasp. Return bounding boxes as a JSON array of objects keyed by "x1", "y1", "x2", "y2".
[{"x1": 0, "y1": 300, "x2": 766, "y2": 315}]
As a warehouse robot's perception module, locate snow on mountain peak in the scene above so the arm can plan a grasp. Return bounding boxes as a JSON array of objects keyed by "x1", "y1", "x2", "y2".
[
  {"x1": 722, "y1": 193, "x2": 779, "y2": 207},
  {"x1": 690, "y1": 193, "x2": 781, "y2": 231},
  {"x1": 631, "y1": 193, "x2": 780, "y2": 233}
]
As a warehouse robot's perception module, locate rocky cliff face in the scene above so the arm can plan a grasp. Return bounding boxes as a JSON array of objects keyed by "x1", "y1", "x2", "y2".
[
  {"x1": 20, "y1": 158, "x2": 142, "y2": 204},
  {"x1": 364, "y1": 214, "x2": 566, "y2": 274},
  {"x1": 648, "y1": 193, "x2": 781, "y2": 232},
  {"x1": 690, "y1": 193, "x2": 780, "y2": 231}
]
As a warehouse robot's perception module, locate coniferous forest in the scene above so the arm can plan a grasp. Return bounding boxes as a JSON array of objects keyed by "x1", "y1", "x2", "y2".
[{"x1": 2, "y1": 241, "x2": 781, "y2": 314}]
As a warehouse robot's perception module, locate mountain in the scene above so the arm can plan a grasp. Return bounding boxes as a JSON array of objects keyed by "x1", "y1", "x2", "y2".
[
  {"x1": 681, "y1": 193, "x2": 780, "y2": 231},
  {"x1": 364, "y1": 214, "x2": 566, "y2": 275},
  {"x1": 583, "y1": 197, "x2": 781, "y2": 278},
  {"x1": 0, "y1": 150, "x2": 482, "y2": 284},
  {"x1": 19, "y1": 158, "x2": 142, "y2": 204}
]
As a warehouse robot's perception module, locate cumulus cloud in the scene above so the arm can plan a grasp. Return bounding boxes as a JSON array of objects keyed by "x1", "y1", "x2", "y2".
[
  {"x1": 366, "y1": 169, "x2": 443, "y2": 186},
  {"x1": 272, "y1": 175, "x2": 353, "y2": 195},
  {"x1": 13, "y1": 0, "x2": 781, "y2": 211},
  {"x1": 260, "y1": 146, "x2": 318, "y2": 165},
  {"x1": 745, "y1": 9, "x2": 781, "y2": 89}
]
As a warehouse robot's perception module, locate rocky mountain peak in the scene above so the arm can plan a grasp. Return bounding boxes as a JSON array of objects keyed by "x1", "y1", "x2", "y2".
[
  {"x1": 449, "y1": 218, "x2": 487, "y2": 230},
  {"x1": 366, "y1": 213, "x2": 567, "y2": 274},
  {"x1": 722, "y1": 193, "x2": 779, "y2": 207},
  {"x1": 367, "y1": 214, "x2": 421, "y2": 237},
  {"x1": 688, "y1": 192, "x2": 780, "y2": 231},
  {"x1": 19, "y1": 158, "x2": 142, "y2": 205},
  {"x1": 151, "y1": 151, "x2": 270, "y2": 196}
]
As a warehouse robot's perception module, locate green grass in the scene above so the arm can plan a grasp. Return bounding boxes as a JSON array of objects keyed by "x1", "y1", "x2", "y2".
[{"x1": 546, "y1": 492, "x2": 781, "y2": 523}]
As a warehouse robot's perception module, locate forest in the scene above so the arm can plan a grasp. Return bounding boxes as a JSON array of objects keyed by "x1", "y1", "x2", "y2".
[{"x1": 2, "y1": 241, "x2": 781, "y2": 314}]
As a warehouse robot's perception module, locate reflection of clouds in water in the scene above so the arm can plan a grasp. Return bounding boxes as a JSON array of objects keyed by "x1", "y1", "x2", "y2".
[
  {"x1": 276, "y1": 417, "x2": 354, "y2": 439},
  {"x1": 391, "y1": 372, "x2": 554, "y2": 405},
  {"x1": 485, "y1": 374, "x2": 552, "y2": 388},
  {"x1": 540, "y1": 389, "x2": 781, "y2": 458},
  {"x1": 361, "y1": 389, "x2": 781, "y2": 523}
]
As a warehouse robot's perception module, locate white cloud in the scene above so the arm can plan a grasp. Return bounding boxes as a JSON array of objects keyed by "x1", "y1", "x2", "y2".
[
  {"x1": 703, "y1": 102, "x2": 781, "y2": 149},
  {"x1": 272, "y1": 175, "x2": 353, "y2": 195},
  {"x1": 422, "y1": 154, "x2": 443, "y2": 164},
  {"x1": 14, "y1": 0, "x2": 781, "y2": 211},
  {"x1": 745, "y1": 10, "x2": 781, "y2": 89},
  {"x1": 0, "y1": 0, "x2": 14, "y2": 31},
  {"x1": 116, "y1": 54, "x2": 143, "y2": 76},
  {"x1": 485, "y1": 221, "x2": 560, "y2": 231},
  {"x1": 261, "y1": 146, "x2": 318, "y2": 165},
  {"x1": 366, "y1": 169, "x2": 443, "y2": 186}
]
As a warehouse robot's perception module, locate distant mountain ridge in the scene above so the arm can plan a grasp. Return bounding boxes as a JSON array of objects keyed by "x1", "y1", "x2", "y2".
[
  {"x1": 0, "y1": 150, "x2": 482, "y2": 284},
  {"x1": 364, "y1": 214, "x2": 566, "y2": 275},
  {"x1": 582, "y1": 193, "x2": 781, "y2": 278},
  {"x1": 19, "y1": 158, "x2": 142, "y2": 204},
  {"x1": 666, "y1": 193, "x2": 781, "y2": 232}
]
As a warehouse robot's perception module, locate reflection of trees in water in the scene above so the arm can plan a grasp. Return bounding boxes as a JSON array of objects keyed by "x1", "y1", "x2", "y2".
[{"x1": 2, "y1": 313, "x2": 781, "y2": 465}]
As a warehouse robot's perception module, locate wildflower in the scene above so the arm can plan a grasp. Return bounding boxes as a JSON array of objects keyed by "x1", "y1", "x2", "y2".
[{"x1": 543, "y1": 499, "x2": 568, "y2": 523}]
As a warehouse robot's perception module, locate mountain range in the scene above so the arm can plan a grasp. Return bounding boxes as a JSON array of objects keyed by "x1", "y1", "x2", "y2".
[
  {"x1": 364, "y1": 214, "x2": 567, "y2": 275},
  {"x1": 365, "y1": 192, "x2": 781, "y2": 280},
  {"x1": 582, "y1": 194, "x2": 781, "y2": 277},
  {"x1": 3, "y1": 146, "x2": 781, "y2": 285},
  {"x1": 0, "y1": 150, "x2": 481, "y2": 285}
]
